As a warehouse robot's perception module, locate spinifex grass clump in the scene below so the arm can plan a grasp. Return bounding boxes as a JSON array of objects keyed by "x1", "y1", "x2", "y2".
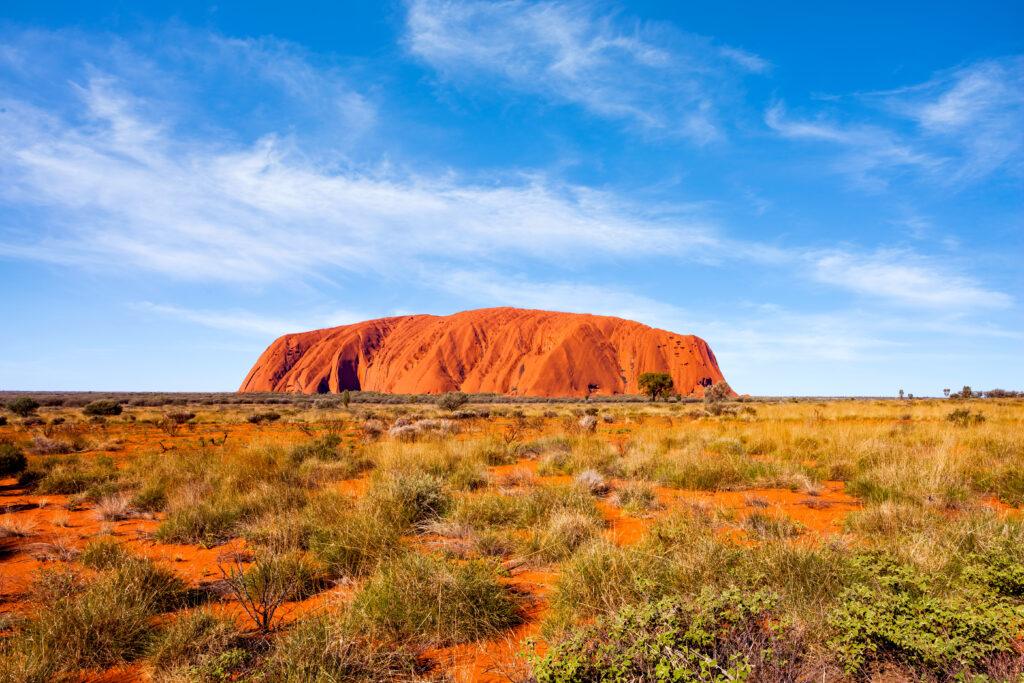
[
  {"x1": 19, "y1": 454, "x2": 118, "y2": 494},
  {"x1": 267, "y1": 613, "x2": 421, "y2": 683},
  {"x1": 147, "y1": 610, "x2": 241, "y2": 679},
  {"x1": 351, "y1": 552, "x2": 521, "y2": 646},
  {"x1": 0, "y1": 549, "x2": 186, "y2": 681}
]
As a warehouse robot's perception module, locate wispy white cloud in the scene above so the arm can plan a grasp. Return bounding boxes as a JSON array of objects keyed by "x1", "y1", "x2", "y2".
[
  {"x1": 0, "y1": 77, "x2": 723, "y2": 284},
  {"x1": 0, "y1": 29, "x2": 1012, "y2": 329},
  {"x1": 808, "y1": 249, "x2": 1013, "y2": 309},
  {"x1": 133, "y1": 303, "x2": 366, "y2": 337},
  {"x1": 765, "y1": 102, "x2": 945, "y2": 188},
  {"x1": 888, "y1": 57, "x2": 1024, "y2": 183},
  {"x1": 765, "y1": 56, "x2": 1024, "y2": 188},
  {"x1": 404, "y1": 0, "x2": 765, "y2": 143}
]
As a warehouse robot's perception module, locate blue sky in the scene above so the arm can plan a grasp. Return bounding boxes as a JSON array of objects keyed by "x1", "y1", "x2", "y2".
[{"x1": 1, "y1": 1, "x2": 1021, "y2": 395}]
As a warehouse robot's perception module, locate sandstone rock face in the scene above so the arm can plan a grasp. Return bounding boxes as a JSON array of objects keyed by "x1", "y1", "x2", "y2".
[{"x1": 239, "y1": 307, "x2": 729, "y2": 398}]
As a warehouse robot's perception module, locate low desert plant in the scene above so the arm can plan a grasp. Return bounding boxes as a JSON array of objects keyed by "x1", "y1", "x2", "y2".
[
  {"x1": 267, "y1": 613, "x2": 419, "y2": 682},
  {"x1": 7, "y1": 396, "x2": 39, "y2": 417},
  {"x1": 351, "y1": 552, "x2": 521, "y2": 645},
  {"x1": 246, "y1": 411, "x2": 281, "y2": 424},
  {"x1": 0, "y1": 551, "x2": 185, "y2": 678},
  {"x1": 363, "y1": 470, "x2": 451, "y2": 529},
  {"x1": 147, "y1": 609, "x2": 240, "y2": 677},
  {"x1": 83, "y1": 399, "x2": 123, "y2": 417},
  {"x1": 946, "y1": 407, "x2": 986, "y2": 427},
  {"x1": 437, "y1": 391, "x2": 469, "y2": 412},
  {"x1": 828, "y1": 555, "x2": 1023, "y2": 676},
  {"x1": 0, "y1": 442, "x2": 27, "y2": 476},
  {"x1": 217, "y1": 548, "x2": 320, "y2": 632},
  {"x1": 524, "y1": 510, "x2": 603, "y2": 563},
  {"x1": 531, "y1": 589, "x2": 804, "y2": 682},
  {"x1": 614, "y1": 481, "x2": 661, "y2": 512},
  {"x1": 573, "y1": 469, "x2": 608, "y2": 495}
]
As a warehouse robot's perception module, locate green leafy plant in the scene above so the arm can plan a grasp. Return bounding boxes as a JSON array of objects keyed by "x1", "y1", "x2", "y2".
[
  {"x1": 828, "y1": 556, "x2": 1023, "y2": 675},
  {"x1": 530, "y1": 588, "x2": 802, "y2": 682}
]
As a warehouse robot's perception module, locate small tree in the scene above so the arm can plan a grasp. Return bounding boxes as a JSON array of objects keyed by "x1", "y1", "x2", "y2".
[
  {"x1": 8, "y1": 397, "x2": 39, "y2": 418},
  {"x1": 638, "y1": 373, "x2": 674, "y2": 402},
  {"x1": 898, "y1": 389, "x2": 904, "y2": 400},
  {"x1": 438, "y1": 391, "x2": 469, "y2": 412},
  {"x1": 341, "y1": 389, "x2": 351, "y2": 409},
  {"x1": 943, "y1": 389, "x2": 951, "y2": 397}
]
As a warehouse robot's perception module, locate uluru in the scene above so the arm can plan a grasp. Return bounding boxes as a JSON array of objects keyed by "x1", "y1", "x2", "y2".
[{"x1": 240, "y1": 307, "x2": 728, "y2": 398}]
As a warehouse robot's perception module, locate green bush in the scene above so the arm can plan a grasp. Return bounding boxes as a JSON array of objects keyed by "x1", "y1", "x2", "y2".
[
  {"x1": 83, "y1": 399, "x2": 123, "y2": 416},
  {"x1": 638, "y1": 372, "x2": 674, "y2": 401},
  {"x1": 437, "y1": 391, "x2": 469, "y2": 412},
  {"x1": 828, "y1": 556, "x2": 1023, "y2": 675},
  {"x1": 946, "y1": 407, "x2": 985, "y2": 427},
  {"x1": 531, "y1": 589, "x2": 802, "y2": 682},
  {"x1": 0, "y1": 442, "x2": 27, "y2": 476},
  {"x1": 247, "y1": 411, "x2": 281, "y2": 424},
  {"x1": 7, "y1": 397, "x2": 39, "y2": 417},
  {"x1": 963, "y1": 546, "x2": 1024, "y2": 599},
  {"x1": 351, "y1": 552, "x2": 521, "y2": 645}
]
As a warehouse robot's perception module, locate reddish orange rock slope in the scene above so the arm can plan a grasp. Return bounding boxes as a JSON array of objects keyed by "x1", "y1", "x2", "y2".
[{"x1": 239, "y1": 307, "x2": 729, "y2": 397}]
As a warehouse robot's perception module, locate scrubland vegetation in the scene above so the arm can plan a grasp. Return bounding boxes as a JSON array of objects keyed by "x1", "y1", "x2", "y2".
[{"x1": 0, "y1": 393, "x2": 1021, "y2": 681}]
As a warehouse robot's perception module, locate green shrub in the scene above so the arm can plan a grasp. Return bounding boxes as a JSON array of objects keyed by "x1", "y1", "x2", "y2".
[
  {"x1": 155, "y1": 498, "x2": 247, "y2": 545},
  {"x1": 0, "y1": 442, "x2": 27, "y2": 476},
  {"x1": 963, "y1": 546, "x2": 1024, "y2": 598},
  {"x1": 946, "y1": 408, "x2": 985, "y2": 427},
  {"x1": 309, "y1": 509, "x2": 402, "y2": 578},
  {"x1": 351, "y1": 552, "x2": 521, "y2": 645},
  {"x1": 437, "y1": 391, "x2": 469, "y2": 412},
  {"x1": 83, "y1": 399, "x2": 123, "y2": 416},
  {"x1": 743, "y1": 511, "x2": 804, "y2": 539},
  {"x1": 828, "y1": 556, "x2": 1023, "y2": 675},
  {"x1": 7, "y1": 397, "x2": 39, "y2": 417},
  {"x1": 521, "y1": 511, "x2": 603, "y2": 563},
  {"x1": 531, "y1": 589, "x2": 802, "y2": 682}
]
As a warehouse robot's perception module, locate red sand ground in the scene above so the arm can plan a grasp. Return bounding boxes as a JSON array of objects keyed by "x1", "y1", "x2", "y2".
[{"x1": 239, "y1": 307, "x2": 728, "y2": 397}]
